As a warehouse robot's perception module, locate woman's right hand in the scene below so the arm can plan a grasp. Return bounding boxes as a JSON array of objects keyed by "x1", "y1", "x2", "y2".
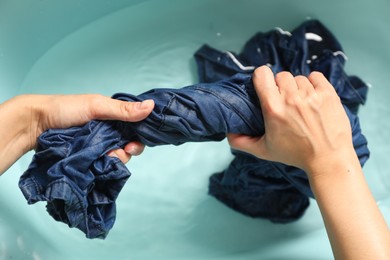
[{"x1": 227, "y1": 65, "x2": 356, "y2": 174}]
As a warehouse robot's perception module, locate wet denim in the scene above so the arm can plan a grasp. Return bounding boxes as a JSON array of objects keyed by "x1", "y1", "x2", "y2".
[
  {"x1": 194, "y1": 20, "x2": 368, "y2": 114},
  {"x1": 194, "y1": 19, "x2": 369, "y2": 220},
  {"x1": 19, "y1": 20, "x2": 369, "y2": 238}
]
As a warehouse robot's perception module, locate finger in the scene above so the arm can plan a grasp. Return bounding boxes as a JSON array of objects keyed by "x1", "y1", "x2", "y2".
[
  {"x1": 275, "y1": 71, "x2": 298, "y2": 96},
  {"x1": 295, "y1": 75, "x2": 315, "y2": 98},
  {"x1": 227, "y1": 133, "x2": 268, "y2": 159},
  {"x1": 90, "y1": 95, "x2": 155, "y2": 122},
  {"x1": 107, "y1": 149, "x2": 131, "y2": 164},
  {"x1": 227, "y1": 133, "x2": 257, "y2": 153},
  {"x1": 124, "y1": 141, "x2": 145, "y2": 156},
  {"x1": 308, "y1": 71, "x2": 335, "y2": 92},
  {"x1": 252, "y1": 66, "x2": 283, "y2": 112}
]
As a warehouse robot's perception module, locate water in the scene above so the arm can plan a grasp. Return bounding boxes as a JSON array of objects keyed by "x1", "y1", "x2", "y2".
[{"x1": 1, "y1": 0, "x2": 390, "y2": 259}]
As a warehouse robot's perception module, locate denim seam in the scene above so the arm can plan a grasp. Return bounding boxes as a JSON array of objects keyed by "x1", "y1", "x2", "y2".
[
  {"x1": 88, "y1": 213, "x2": 106, "y2": 233},
  {"x1": 193, "y1": 85, "x2": 259, "y2": 134},
  {"x1": 158, "y1": 95, "x2": 177, "y2": 131},
  {"x1": 25, "y1": 175, "x2": 44, "y2": 198}
]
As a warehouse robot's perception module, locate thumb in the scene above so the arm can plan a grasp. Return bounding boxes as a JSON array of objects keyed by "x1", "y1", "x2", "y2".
[
  {"x1": 117, "y1": 99, "x2": 155, "y2": 122},
  {"x1": 227, "y1": 133, "x2": 269, "y2": 159},
  {"x1": 91, "y1": 97, "x2": 155, "y2": 122}
]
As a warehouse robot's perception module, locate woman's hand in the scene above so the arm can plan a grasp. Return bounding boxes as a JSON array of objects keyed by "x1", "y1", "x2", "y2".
[
  {"x1": 0, "y1": 94, "x2": 154, "y2": 174},
  {"x1": 227, "y1": 66, "x2": 355, "y2": 174}
]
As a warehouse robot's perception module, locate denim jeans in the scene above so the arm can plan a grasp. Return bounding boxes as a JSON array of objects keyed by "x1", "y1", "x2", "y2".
[
  {"x1": 194, "y1": 20, "x2": 367, "y2": 114},
  {"x1": 194, "y1": 19, "x2": 369, "y2": 221},
  {"x1": 19, "y1": 20, "x2": 369, "y2": 238}
]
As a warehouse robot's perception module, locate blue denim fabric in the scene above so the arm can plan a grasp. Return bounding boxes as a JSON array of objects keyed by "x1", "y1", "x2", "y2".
[
  {"x1": 19, "y1": 20, "x2": 369, "y2": 238},
  {"x1": 194, "y1": 20, "x2": 369, "y2": 220},
  {"x1": 194, "y1": 20, "x2": 367, "y2": 114},
  {"x1": 19, "y1": 121, "x2": 131, "y2": 239}
]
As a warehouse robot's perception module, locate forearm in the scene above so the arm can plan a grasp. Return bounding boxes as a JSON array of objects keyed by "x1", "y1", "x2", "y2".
[
  {"x1": 308, "y1": 153, "x2": 390, "y2": 259},
  {"x1": 0, "y1": 96, "x2": 35, "y2": 174}
]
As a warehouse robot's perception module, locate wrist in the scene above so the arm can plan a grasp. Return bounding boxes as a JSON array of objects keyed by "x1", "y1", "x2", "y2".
[{"x1": 305, "y1": 148, "x2": 362, "y2": 188}]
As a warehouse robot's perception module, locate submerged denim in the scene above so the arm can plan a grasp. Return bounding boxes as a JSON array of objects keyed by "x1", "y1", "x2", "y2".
[{"x1": 19, "y1": 20, "x2": 369, "y2": 238}]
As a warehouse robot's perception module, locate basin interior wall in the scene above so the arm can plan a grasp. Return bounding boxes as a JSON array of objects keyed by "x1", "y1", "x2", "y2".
[{"x1": 1, "y1": 0, "x2": 389, "y2": 259}]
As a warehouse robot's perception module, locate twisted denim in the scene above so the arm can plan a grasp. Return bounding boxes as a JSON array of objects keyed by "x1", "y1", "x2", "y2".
[{"x1": 19, "y1": 20, "x2": 369, "y2": 238}]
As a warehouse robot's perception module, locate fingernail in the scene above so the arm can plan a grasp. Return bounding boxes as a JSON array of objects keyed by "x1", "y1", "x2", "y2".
[
  {"x1": 125, "y1": 145, "x2": 138, "y2": 155},
  {"x1": 139, "y1": 99, "x2": 154, "y2": 110}
]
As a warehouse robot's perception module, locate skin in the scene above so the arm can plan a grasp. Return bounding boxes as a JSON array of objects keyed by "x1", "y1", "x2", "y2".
[
  {"x1": 0, "y1": 94, "x2": 154, "y2": 175},
  {"x1": 228, "y1": 66, "x2": 390, "y2": 259}
]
